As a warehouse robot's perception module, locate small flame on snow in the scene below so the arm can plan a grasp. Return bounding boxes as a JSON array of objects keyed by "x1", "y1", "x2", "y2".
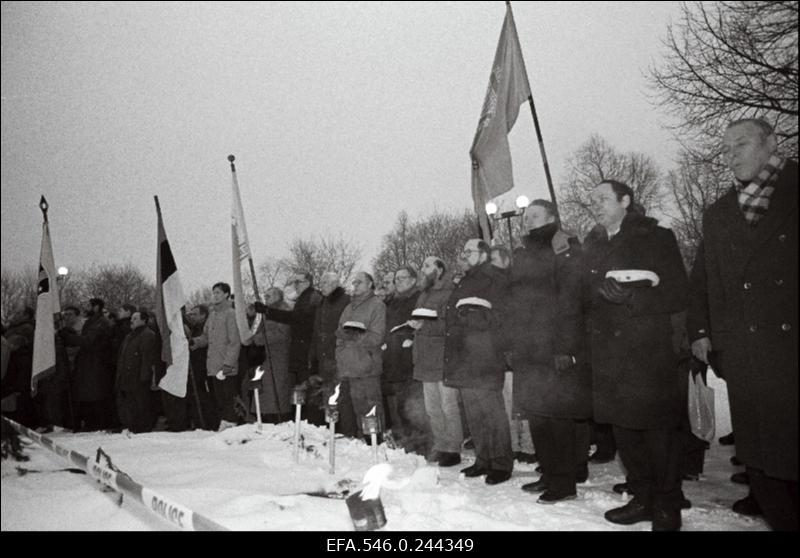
[
  {"x1": 360, "y1": 464, "x2": 393, "y2": 500},
  {"x1": 366, "y1": 405, "x2": 376, "y2": 417},
  {"x1": 328, "y1": 383, "x2": 341, "y2": 405},
  {"x1": 252, "y1": 366, "x2": 265, "y2": 381}
]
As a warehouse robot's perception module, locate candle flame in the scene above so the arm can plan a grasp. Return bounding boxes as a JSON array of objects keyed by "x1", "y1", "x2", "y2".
[
  {"x1": 366, "y1": 405, "x2": 376, "y2": 417},
  {"x1": 252, "y1": 366, "x2": 265, "y2": 381},
  {"x1": 328, "y1": 383, "x2": 341, "y2": 405}
]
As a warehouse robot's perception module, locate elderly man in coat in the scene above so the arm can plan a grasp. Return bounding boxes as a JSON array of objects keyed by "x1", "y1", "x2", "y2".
[
  {"x1": 335, "y1": 271, "x2": 387, "y2": 439},
  {"x1": 510, "y1": 200, "x2": 589, "y2": 504},
  {"x1": 688, "y1": 118, "x2": 797, "y2": 531},
  {"x1": 444, "y1": 239, "x2": 513, "y2": 485},
  {"x1": 583, "y1": 181, "x2": 688, "y2": 531}
]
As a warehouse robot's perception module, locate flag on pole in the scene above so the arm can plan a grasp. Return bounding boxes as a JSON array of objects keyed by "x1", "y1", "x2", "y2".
[
  {"x1": 230, "y1": 156, "x2": 258, "y2": 345},
  {"x1": 154, "y1": 197, "x2": 189, "y2": 398},
  {"x1": 470, "y1": 4, "x2": 531, "y2": 241},
  {"x1": 31, "y1": 196, "x2": 60, "y2": 395}
]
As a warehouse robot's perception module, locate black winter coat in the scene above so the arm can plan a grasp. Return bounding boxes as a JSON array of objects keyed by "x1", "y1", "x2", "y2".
[
  {"x1": 266, "y1": 287, "x2": 322, "y2": 383},
  {"x1": 509, "y1": 224, "x2": 589, "y2": 418},
  {"x1": 443, "y1": 262, "x2": 507, "y2": 390},
  {"x1": 62, "y1": 314, "x2": 114, "y2": 402},
  {"x1": 382, "y1": 288, "x2": 420, "y2": 384},
  {"x1": 582, "y1": 213, "x2": 688, "y2": 429},
  {"x1": 311, "y1": 287, "x2": 350, "y2": 382},
  {"x1": 687, "y1": 159, "x2": 798, "y2": 481},
  {"x1": 116, "y1": 325, "x2": 157, "y2": 392}
]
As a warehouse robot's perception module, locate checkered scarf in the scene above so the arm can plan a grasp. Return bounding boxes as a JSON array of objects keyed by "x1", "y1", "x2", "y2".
[{"x1": 735, "y1": 155, "x2": 785, "y2": 226}]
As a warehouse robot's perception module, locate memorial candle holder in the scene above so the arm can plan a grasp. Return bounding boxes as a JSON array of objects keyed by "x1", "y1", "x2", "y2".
[{"x1": 292, "y1": 386, "x2": 306, "y2": 463}]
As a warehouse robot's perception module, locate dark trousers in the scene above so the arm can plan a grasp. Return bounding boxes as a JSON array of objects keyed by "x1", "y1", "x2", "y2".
[
  {"x1": 530, "y1": 415, "x2": 586, "y2": 494},
  {"x1": 748, "y1": 467, "x2": 798, "y2": 531},
  {"x1": 349, "y1": 376, "x2": 384, "y2": 437},
  {"x1": 187, "y1": 373, "x2": 219, "y2": 430},
  {"x1": 531, "y1": 415, "x2": 577, "y2": 493},
  {"x1": 211, "y1": 375, "x2": 239, "y2": 423},
  {"x1": 75, "y1": 399, "x2": 113, "y2": 432},
  {"x1": 613, "y1": 425, "x2": 682, "y2": 512},
  {"x1": 160, "y1": 391, "x2": 189, "y2": 432},
  {"x1": 591, "y1": 420, "x2": 617, "y2": 458},
  {"x1": 116, "y1": 387, "x2": 155, "y2": 433},
  {"x1": 460, "y1": 387, "x2": 513, "y2": 472}
]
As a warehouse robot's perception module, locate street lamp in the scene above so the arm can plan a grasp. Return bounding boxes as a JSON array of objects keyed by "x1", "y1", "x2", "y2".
[
  {"x1": 56, "y1": 266, "x2": 69, "y2": 307},
  {"x1": 485, "y1": 195, "x2": 531, "y2": 256}
]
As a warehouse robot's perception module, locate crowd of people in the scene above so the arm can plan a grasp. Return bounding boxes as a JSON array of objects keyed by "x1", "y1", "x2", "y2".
[{"x1": 1, "y1": 118, "x2": 795, "y2": 531}]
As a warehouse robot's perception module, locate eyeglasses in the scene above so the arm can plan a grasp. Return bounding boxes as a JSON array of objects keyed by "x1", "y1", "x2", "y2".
[
  {"x1": 289, "y1": 278, "x2": 307, "y2": 285},
  {"x1": 394, "y1": 274, "x2": 412, "y2": 281}
]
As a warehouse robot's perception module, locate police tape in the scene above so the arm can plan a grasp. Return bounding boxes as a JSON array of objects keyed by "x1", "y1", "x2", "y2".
[{"x1": 2, "y1": 416, "x2": 228, "y2": 531}]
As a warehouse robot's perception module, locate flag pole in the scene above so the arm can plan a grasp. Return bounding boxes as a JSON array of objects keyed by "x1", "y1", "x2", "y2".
[
  {"x1": 228, "y1": 155, "x2": 281, "y2": 427},
  {"x1": 39, "y1": 196, "x2": 75, "y2": 428},
  {"x1": 506, "y1": 1, "x2": 560, "y2": 225}
]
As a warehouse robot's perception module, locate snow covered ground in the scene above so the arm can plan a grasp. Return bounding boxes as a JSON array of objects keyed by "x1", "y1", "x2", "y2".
[{"x1": 1, "y1": 373, "x2": 768, "y2": 532}]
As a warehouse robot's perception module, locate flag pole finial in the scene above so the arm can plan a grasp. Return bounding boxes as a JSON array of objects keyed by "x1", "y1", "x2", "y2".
[
  {"x1": 39, "y1": 196, "x2": 49, "y2": 222},
  {"x1": 228, "y1": 154, "x2": 236, "y2": 172}
]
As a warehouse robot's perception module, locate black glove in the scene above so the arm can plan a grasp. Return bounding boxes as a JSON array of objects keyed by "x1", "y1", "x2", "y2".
[
  {"x1": 253, "y1": 301, "x2": 268, "y2": 314},
  {"x1": 554, "y1": 354, "x2": 576, "y2": 372},
  {"x1": 598, "y1": 277, "x2": 633, "y2": 304}
]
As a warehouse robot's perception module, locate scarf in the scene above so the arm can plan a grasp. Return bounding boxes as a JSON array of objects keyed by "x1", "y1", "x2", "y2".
[{"x1": 735, "y1": 155, "x2": 785, "y2": 226}]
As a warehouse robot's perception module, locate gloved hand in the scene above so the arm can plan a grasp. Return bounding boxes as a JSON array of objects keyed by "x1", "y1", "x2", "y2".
[
  {"x1": 253, "y1": 301, "x2": 268, "y2": 314},
  {"x1": 554, "y1": 354, "x2": 576, "y2": 372},
  {"x1": 216, "y1": 365, "x2": 235, "y2": 380},
  {"x1": 598, "y1": 277, "x2": 633, "y2": 304}
]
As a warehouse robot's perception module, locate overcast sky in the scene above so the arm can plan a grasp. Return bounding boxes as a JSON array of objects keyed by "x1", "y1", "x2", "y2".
[{"x1": 2, "y1": 1, "x2": 682, "y2": 294}]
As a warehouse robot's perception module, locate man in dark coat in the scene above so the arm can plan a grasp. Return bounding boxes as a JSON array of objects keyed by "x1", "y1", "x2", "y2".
[
  {"x1": 583, "y1": 181, "x2": 688, "y2": 531},
  {"x1": 688, "y1": 118, "x2": 797, "y2": 531},
  {"x1": 115, "y1": 310, "x2": 157, "y2": 433},
  {"x1": 2, "y1": 306, "x2": 36, "y2": 427},
  {"x1": 444, "y1": 239, "x2": 512, "y2": 485},
  {"x1": 61, "y1": 298, "x2": 115, "y2": 431},
  {"x1": 382, "y1": 265, "x2": 420, "y2": 440},
  {"x1": 311, "y1": 272, "x2": 356, "y2": 436},
  {"x1": 509, "y1": 200, "x2": 589, "y2": 503},
  {"x1": 255, "y1": 271, "x2": 322, "y2": 424}
]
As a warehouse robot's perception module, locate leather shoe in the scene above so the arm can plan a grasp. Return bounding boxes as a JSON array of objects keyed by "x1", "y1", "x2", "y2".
[
  {"x1": 604, "y1": 500, "x2": 653, "y2": 525},
  {"x1": 652, "y1": 509, "x2": 681, "y2": 531},
  {"x1": 730, "y1": 455, "x2": 743, "y2": 466},
  {"x1": 537, "y1": 490, "x2": 577, "y2": 504},
  {"x1": 719, "y1": 432, "x2": 735, "y2": 445},
  {"x1": 589, "y1": 451, "x2": 615, "y2": 464},
  {"x1": 461, "y1": 464, "x2": 489, "y2": 477},
  {"x1": 521, "y1": 477, "x2": 548, "y2": 493},
  {"x1": 732, "y1": 493, "x2": 762, "y2": 516},
  {"x1": 437, "y1": 452, "x2": 461, "y2": 467},
  {"x1": 681, "y1": 498, "x2": 692, "y2": 510},
  {"x1": 485, "y1": 469, "x2": 512, "y2": 485},
  {"x1": 731, "y1": 471, "x2": 749, "y2": 485},
  {"x1": 612, "y1": 482, "x2": 628, "y2": 495}
]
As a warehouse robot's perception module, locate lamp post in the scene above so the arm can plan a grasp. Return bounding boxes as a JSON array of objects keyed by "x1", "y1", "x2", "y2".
[
  {"x1": 485, "y1": 195, "x2": 530, "y2": 260},
  {"x1": 56, "y1": 266, "x2": 69, "y2": 307}
]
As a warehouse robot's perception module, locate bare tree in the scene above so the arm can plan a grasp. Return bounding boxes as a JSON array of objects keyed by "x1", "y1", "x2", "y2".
[
  {"x1": 668, "y1": 149, "x2": 732, "y2": 266},
  {"x1": 80, "y1": 263, "x2": 155, "y2": 313},
  {"x1": 186, "y1": 286, "x2": 213, "y2": 308},
  {"x1": 649, "y1": 1, "x2": 799, "y2": 155},
  {"x1": 281, "y1": 235, "x2": 362, "y2": 287},
  {"x1": 558, "y1": 135, "x2": 667, "y2": 239},
  {"x1": 374, "y1": 208, "x2": 477, "y2": 277},
  {"x1": 1, "y1": 268, "x2": 37, "y2": 323}
]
